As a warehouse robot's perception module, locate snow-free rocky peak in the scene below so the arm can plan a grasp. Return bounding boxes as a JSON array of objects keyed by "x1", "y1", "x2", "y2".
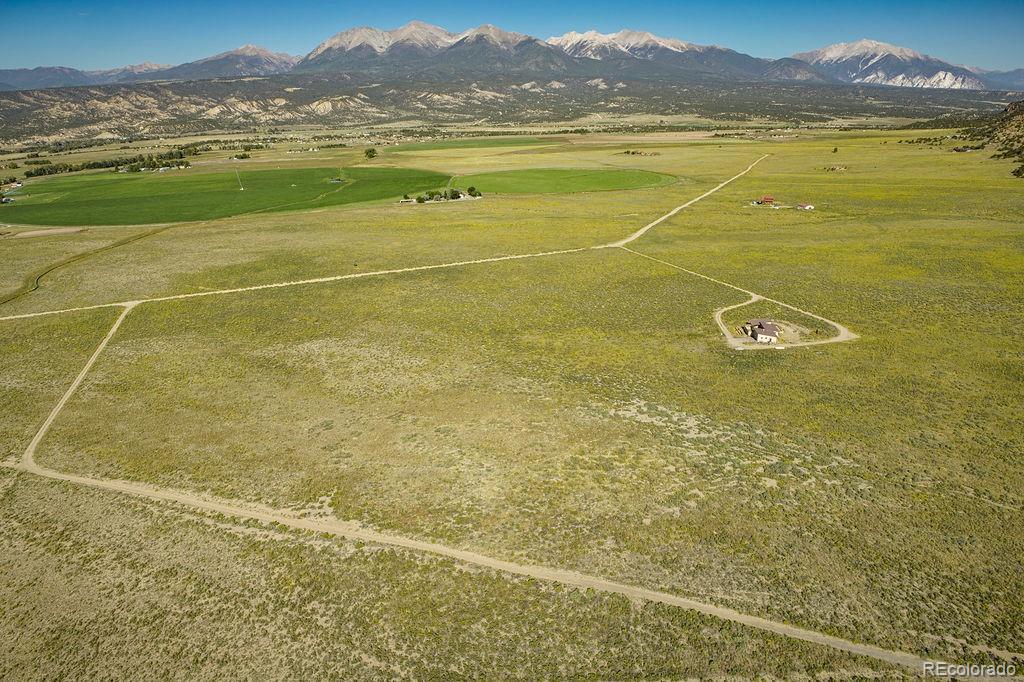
[
  {"x1": 202, "y1": 45, "x2": 299, "y2": 65},
  {"x1": 86, "y1": 62, "x2": 172, "y2": 77}
]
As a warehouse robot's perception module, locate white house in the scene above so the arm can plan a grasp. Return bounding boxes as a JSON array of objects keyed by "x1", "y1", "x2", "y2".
[{"x1": 744, "y1": 319, "x2": 781, "y2": 344}]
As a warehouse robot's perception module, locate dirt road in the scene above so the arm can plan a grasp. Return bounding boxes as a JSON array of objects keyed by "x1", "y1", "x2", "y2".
[
  {"x1": 599, "y1": 155, "x2": 768, "y2": 248},
  {"x1": 14, "y1": 372, "x2": 927, "y2": 672}
]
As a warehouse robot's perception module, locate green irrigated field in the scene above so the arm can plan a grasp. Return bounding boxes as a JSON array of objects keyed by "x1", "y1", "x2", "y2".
[
  {"x1": 1, "y1": 127, "x2": 1022, "y2": 677},
  {"x1": 454, "y1": 167, "x2": 675, "y2": 193},
  {"x1": 2, "y1": 166, "x2": 449, "y2": 226}
]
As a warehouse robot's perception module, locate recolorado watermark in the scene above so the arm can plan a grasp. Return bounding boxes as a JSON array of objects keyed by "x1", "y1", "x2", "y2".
[{"x1": 923, "y1": 661, "x2": 1017, "y2": 678}]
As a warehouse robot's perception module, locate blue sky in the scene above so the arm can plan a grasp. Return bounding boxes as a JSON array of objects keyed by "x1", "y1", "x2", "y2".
[{"x1": 4, "y1": 0, "x2": 1023, "y2": 71}]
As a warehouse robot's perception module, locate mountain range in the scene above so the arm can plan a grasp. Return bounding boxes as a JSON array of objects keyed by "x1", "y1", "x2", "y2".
[
  {"x1": 792, "y1": 39, "x2": 986, "y2": 90},
  {"x1": 1, "y1": 22, "x2": 1021, "y2": 93}
]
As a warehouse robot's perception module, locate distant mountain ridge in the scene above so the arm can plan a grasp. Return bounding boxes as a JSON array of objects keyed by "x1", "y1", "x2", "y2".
[
  {"x1": 1, "y1": 23, "x2": 1020, "y2": 92},
  {"x1": 294, "y1": 23, "x2": 576, "y2": 77},
  {"x1": 294, "y1": 23, "x2": 829, "y2": 81},
  {"x1": 302, "y1": 20, "x2": 458, "y2": 62},
  {"x1": 120, "y1": 46, "x2": 299, "y2": 82},
  {"x1": 976, "y1": 68, "x2": 1024, "y2": 90},
  {"x1": 0, "y1": 47, "x2": 296, "y2": 91},
  {"x1": 791, "y1": 39, "x2": 987, "y2": 89},
  {"x1": 546, "y1": 29, "x2": 829, "y2": 82}
]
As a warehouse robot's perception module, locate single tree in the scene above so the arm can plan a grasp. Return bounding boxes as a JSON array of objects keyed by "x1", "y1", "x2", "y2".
[{"x1": 364, "y1": 148, "x2": 378, "y2": 159}]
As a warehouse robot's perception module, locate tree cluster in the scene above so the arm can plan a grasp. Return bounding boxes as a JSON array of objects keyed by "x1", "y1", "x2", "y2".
[
  {"x1": 412, "y1": 187, "x2": 481, "y2": 203},
  {"x1": 23, "y1": 148, "x2": 196, "y2": 178}
]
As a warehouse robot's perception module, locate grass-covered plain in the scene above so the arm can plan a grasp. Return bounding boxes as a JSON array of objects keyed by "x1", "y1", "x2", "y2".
[
  {"x1": 2, "y1": 166, "x2": 449, "y2": 226},
  {"x1": 2, "y1": 128, "x2": 1023, "y2": 675},
  {"x1": 39, "y1": 228, "x2": 1024, "y2": 665},
  {"x1": 0, "y1": 308, "x2": 121, "y2": 463},
  {"x1": 455, "y1": 167, "x2": 675, "y2": 193},
  {"x1": 0, "y1": 469, "x2": 894, "y2": 679},
  {"x1": 389, "y1": 136, "x2": 551, "y2": 151},
  {"x1": 0, "y1": 224, "x2": 140, "y2": 301}
]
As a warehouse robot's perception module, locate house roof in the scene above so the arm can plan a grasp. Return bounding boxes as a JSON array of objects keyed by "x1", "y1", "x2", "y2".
[{"x1": 747, "y1": 319, "x2": 780, "y2": 335}]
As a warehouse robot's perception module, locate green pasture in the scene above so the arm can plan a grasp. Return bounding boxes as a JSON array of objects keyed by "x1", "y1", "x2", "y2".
[
  {"x1": 0, "y1": 178, "x2": 716, "y2": 317},
  {"x1": 2, "y1": 166, "x2": 449, "y2": 226},
  {"x1": 454, "y1": 168, "x2": 675, "y2": 194}
]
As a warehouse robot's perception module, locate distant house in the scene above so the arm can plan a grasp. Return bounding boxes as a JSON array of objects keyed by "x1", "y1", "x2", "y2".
[{"x1": 742, "y1": 319, "x2": 780, "y2": 344}]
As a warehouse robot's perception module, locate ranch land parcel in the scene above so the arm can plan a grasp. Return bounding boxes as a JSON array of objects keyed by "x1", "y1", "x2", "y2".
[{"x1": 1, "y1": 128, "x2": 1022, "y2": 678}]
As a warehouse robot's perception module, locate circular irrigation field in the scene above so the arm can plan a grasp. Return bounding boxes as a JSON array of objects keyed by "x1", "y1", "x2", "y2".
[
  {"x1": 1, "y1": 166, "x2": 450, "y2": 226},
  {"x1": 2, "y1": 165, "x2": 675, "y2": 227}
]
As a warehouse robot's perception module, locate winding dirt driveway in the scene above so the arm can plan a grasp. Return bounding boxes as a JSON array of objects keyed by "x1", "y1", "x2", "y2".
[{"x1": 622, "y1": 248, "x2": 859, "y2": 350}]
